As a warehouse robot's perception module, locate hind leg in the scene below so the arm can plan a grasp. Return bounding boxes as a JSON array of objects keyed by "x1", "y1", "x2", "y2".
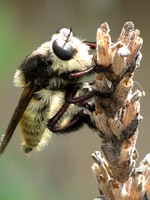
[{"x1": 48, "y1": 109, "x2": 96, "y2": 134}]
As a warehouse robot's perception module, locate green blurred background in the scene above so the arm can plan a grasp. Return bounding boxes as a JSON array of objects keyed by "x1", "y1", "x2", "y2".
[{"x1": 0, "y1": 1, "x2": 150, "y2": 200}]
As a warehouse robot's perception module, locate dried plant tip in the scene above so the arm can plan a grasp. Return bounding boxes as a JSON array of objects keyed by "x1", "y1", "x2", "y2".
[
  {"x1": 94, "y1": 76, "x2": 133, "y2": 116},
  {"x1": 97, "y1": 22, "x2": 110, "y2": 40},
  {"x1": 130, "y1": 167, "x2": 150, "y2": 200},
  {"x1": 118, "y1": 21, "x2": 134, "y2": 45},
  {"x1": 130, "y1": 175, "x2": 145, "y2": 200},
  {"x1": 119, "y1": 138, "x2": 137, "y2": 164},
  {"x1": 96, "y1": 23, "x2": 112, "y2": 67},
  {"x1": 95, "y1": 73, "x2": 113, "y2": 93},
  {"x1": 130, "y1": 89, "x2": 142, "y2": 103},
  {"x1": 126, "y1": 31, "x2": 143, "y2": 66},
  {"x1": 92, "y1": 151, "x2": 132, "y2": 199},
  {"x1": 121, "y1": 114, "x2": 142, "y2": 140},
  {"x1": 108, "y1": 116, "x2": 124, "y2": 138},
  {"x1": 113, "y1": 75, "x2": 133, "y2": 108},
  {"x1": 92, "y1": 151, "x2": 102, "y2": 164},
  {"x1": 91, "y1": 163, "x2": 102, "y2": 177},
  {"x1": 126, "y1": 52, "x2": 142, "y2": 74},
  {"x1": 111, "y1": 42, "x2": 130, "y2": 76},
  {"x1": 122, "y1": 100, "x2": 140, "y2": 128},
  {"x1": 92, "y1": 153, "x2": 150, "y2": 199},
  {"x1": 93, "y1": 109, "x2": 112, "y2": 135}
]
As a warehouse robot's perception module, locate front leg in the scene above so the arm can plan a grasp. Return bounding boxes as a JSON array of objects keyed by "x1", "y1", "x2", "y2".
[
  {"x1": 69, "y1": 67, "x2": 94, "y2": 79},
  {"x1": 68, "y1": 64, "x2": 111, "y2": 79},
  {"x1": 83, "y1": 41, "x2": 96, "y2": 49}
]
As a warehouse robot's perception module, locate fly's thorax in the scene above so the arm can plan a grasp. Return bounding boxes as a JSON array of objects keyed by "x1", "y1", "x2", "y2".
[{"x1": 14, "y1": 41, "x2": 52, "y2": 88}]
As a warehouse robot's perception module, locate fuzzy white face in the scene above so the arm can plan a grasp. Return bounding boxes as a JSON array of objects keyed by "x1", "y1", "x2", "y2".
[
  {"x1": 52, "y1": 28, "x2": 75, "y2": 42},
  {"x1": 49, "y1": 28, "x2": 93, "y2": 74}
]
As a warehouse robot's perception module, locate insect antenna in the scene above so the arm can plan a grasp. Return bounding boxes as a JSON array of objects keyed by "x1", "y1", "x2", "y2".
[{"x1": 63, "y1": 28, "x2": 73, "y2": 48}]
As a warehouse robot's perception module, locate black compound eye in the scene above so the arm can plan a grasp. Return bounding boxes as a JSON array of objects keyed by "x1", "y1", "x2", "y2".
[{"x1": 52, "y1": 39, "x2": 75, "y2": 61}]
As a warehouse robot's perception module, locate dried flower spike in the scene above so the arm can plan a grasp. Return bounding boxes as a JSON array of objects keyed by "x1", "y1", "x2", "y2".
[{"x1": 92, "y1": 22, "x2": 149, "y2": 200}]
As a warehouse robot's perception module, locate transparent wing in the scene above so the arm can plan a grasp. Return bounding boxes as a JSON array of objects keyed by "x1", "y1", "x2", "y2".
[{"x1": 0, "y1": 85, "x2": 37, "y2": 156}]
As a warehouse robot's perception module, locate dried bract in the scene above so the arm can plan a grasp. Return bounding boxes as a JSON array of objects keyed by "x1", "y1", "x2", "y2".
[{"x1": 96, "y1": 22, "x2": 112, "y2": 67}]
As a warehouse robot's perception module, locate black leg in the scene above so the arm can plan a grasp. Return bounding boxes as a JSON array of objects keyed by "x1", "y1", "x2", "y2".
[
  {"x1": 47, "y1": 102, "x2": 70, "y2": 130},
  {"x1": 69, "y1": 66, "x2": 94, "y2": 79},
  {"x1": 69, "y1": 64, "x2": 111, "y2": 80},
  {"x1": 83, "y1": 41, "x2": 96, "y2": 49},
  {"x1": 67, "y1": 90, "x2": 96, "y2": 104},
  {"x1": 50, "y1": 109, "x2": 96, "y2": 133}
]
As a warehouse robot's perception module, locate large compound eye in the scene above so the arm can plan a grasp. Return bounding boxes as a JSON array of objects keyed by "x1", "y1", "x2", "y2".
[{"x1": 52, "y1": 39, "x2": 75, "y2": 61}]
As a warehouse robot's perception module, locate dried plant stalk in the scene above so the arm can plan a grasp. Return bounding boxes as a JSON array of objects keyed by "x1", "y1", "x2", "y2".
[{"x1": 92, "y1": 22, "x2": 150, "y2": 200}]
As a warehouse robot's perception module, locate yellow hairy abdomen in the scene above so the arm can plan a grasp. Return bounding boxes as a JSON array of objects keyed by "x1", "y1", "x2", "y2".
[{"x1": 19, "y1": 89, "x2": 52, "y2": 153}]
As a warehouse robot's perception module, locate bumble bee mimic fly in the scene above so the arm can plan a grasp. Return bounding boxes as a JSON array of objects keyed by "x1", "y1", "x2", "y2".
[{"x1": 0, "y1": 28, "x2": 97, "y2": 156}]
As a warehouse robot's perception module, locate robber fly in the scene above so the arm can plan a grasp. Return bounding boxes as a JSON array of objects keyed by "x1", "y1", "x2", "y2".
[{"x1": 0, "y1": 28, "x2": 97, "y2": 156}]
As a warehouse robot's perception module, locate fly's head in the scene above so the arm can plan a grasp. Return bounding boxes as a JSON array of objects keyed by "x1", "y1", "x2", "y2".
[{"x1": 50, "y1": 28, "x2": 93, "y2": 74}]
